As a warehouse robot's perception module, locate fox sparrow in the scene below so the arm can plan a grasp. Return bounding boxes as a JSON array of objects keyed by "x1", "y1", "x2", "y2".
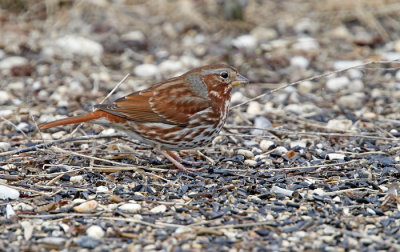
[{"x1": 39, "y1": 64, "x2": 249, "y2": 172}]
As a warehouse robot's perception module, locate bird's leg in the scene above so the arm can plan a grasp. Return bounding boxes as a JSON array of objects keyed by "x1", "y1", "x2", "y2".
[
  {"x1": 159, "y1": 150, "x2": 205, "y2": 173},
  {"x1": 166, "y1": 150, "x2": 202, "y2": 165}
]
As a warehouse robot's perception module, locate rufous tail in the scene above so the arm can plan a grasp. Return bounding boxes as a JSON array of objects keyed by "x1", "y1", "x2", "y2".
[{"x1": 38, "y1": 111, "x2": 106, "y2": 130}]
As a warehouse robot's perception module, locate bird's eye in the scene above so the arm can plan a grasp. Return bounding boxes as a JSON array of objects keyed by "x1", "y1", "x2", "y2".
[{"x1": 220, "y1": 72, "x2": 228, "y2": 79}]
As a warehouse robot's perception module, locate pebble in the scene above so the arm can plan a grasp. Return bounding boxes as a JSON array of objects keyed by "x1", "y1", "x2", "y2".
[
  {"x1": 251, "y1": 116, "x2": 272, "y2": 135},
  {"x1": 150, "y1": 205, "x2": 167, "y2": 214},
  {"x1": 347, "y1": 79, "x2": 364, "y2": 92},
  {"x1": 158, "y1": 60, "x2": 183, "y2": 75},
  {"x1": 51, "y1": 131, "x2": 66, "y2": 139},
  {"x1": 244, "y1": 159, "x2": 258, "y2": 167},
  {"x1": 0, "y1": 109, "x2": 13, "y2": 117},
  {"x1": 0, "y1": 142, "x2": 11, "y2": 151},
  {"x1": 70, "y1": 175, "x2": 83, "y2": 183},
  {"x1": 21, "y1": 221, "x2": 34, "y2": 240},
  {"x1": 6, "y1": 204, "x2": 16, "y2": 219},
  {"x1": 73, "y1": 200, "x2": 98, "y2": 213},
  {"x1": 0, "y1": 56, "x2": 28, "y2": 69},
  {"x1": 275, "y1": 146, "x2": 289, "y2": 156},
  {"x1": 250, "y1": 26, "x2": 277, "y2": 41},
  {"x1": 14, "y1": 202, "x2": 34, "y2": 211},
  {"x1": 86, "y1": 225, "x2": 105, "y2": 239},
  {"x1": 271, "y1": 185, "x2": 294, "y2": 197},
  {"x1": 75, "y1": 236, "x2": 100, "y2": 249},
  {"x1": 395, "y1": 70, "x2": 400, "y2": 81},
  {"x1": 232, "y1": 34, "x2": 257, "y2": 49},
  {"x1": 290, "y1": 56, "x2": 309, "y2": 68},
  {"x1": 326, "y1": 119, "x2": 352, "y2": 131},
  {"x1": 101, "y1": 128, "x2": 116, "y2": 135},
  {"x1": 121, "y1": 30, "x2": 146, "y2": 43},
  {"x1": 327, "y1": 153, "x2": 346, "y2": 160},
  {"x1": 134, "y1": 64, "x2": 159, "y2": 78},
  {"x1": 50, "y1": 35, "x2": 104, "y2": 60},
  {"x1": 380, "y1": 52, "x2": 400, "y2": 61},
  {"x1": 0, "y1": 185, "x2": 20, "y2": 200},
  {"x1": 0, "y1": 90, "x2": 10, "y2": 104},
  {"x1": 337, "y1": 93, "x2": 365, "y2": 109},
  {"x1": 333, "y1": 60, "x2": 363, "y2": 70},
  {"x1": 292, "y1": 37, "x2": 319, "y2": 51},
  {"x1": 347, "y1": 69, "x2": 363, "y2": 79},
  {"x1": 246, "y1": 101, "x2": 262, "y2": 115},
  {"x1": 297, "y1": 81, "x2": 313, "y2": 94},
  {"x1": 118, "y1": 203, "x2": 142, "y2": 213},
  {"x1": 38, "y1": 237, "x2": 66, "y2": 247},
  {"x1": 326, "y1": 76, "x2": 350, "y2": 91},
  {"x1": 96, "y1": 186, "x2": 109, "y2": 193},
  {"x1": 237, "y1": 149, "x2": 254, "y2": 159},
  {"x1": 260, "y1": 140, "x2": 275, "y2": 152},
  {"x1": 290, "y1": 141, "x2": 307, "y2": 149},
  {"x1": 231, "y1": 91, "x2": 245, "y2": 104},
  {"x1": 16, "y1": 122, "x2": 30, "y2": 132}
]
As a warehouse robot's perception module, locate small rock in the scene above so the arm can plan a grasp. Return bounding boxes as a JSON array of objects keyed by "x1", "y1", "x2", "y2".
[
  {"x1": 134, "y1": 64, "x2": 159, "y2": 78},
  {"x1": 271, "y1": 185, "x2": 293, "y2": 197},
  {"x1": 16, "y1": 122, "x2": 30, "y2": 132},
  {"x1": 0, "y1": 56, "x2": 28, "y2": 70},
  {"x1": 0, "y1": 142, "x2": 11, "y2": 151},
  {"x1": 251, "y1": 116, "x2": 272, "y2": 135},
  {"x1": 275, "y1": 146, "x2": 288, "y2": 156},
  {"x1": 290, "y1": 141, "x2": 307, "y2": 149},
  {"x1": 101, "y1": 128, "x2": 115, "y2": 135},
  {"x1": 14, "y1": 202, "x2": 33, "y2": 211},
  {"x1": 0, "y1": 90, "x2": 10, "y2": 104},
  {"x1": 326, "y1": 119, "x2": 352, "y2": 131},
  {"x1": 290, "y1": 56, "x2": 309, "y2": 68},
  {"x1": 232, "y1": 34, "x2": 257, "y2": 49},
  {"x1": 96, "y1": 186, "x2": 109, "y2": 193},
  {"x1": 327, "y1": 153, "x2": 346, "y2": 160},
  {"x1": 246, "y1": 101, "x2": 262, "y2": 115},
  {"x1": 231, "y1": 91, "x2": 245, "y2": 104},
  {"x1": 237, "y1": 149, "x2": 254, "y2": 159},
  {"x1": 0, "y1": 185, "x2": 20, "y2": 200},
  {"x1": 347, "y1": 69, "x2": 363, "y2": 79},
  {"x1": 333, "y1": 60, "x2": 363, "y2": 70},
  {"x1": 250, "y1": 26, "x2": 277, "y2": 41},
  {"x1": 347, "y1": 79, "x2": 364, "y2": 92},
  {"x1": 118, "y1": 203, "x2": 142, "y2": 213},
  {"x1": 121, "y1": 30, "x2": 146, "y2": 43},
  {"x1": 158, "y1": 60, "x2": 183, "y2": 75},
  {"x1": 75, "y1": 236, "x2": 100, "y2": 249},
  {"x1": 395, "y1": 70, "x2": 400, "y2": 81},
  {"x1": 326, "y1": 76, "x2": 350, "y2": 91},
  {"x1": 70, "y1": 175, "x2": 83, "y2": 183},
  {"x1": 297, "y1": 81, "x2": 313, "y2": 94},
  {"x1": 0, "y1": 109, "x2": 13, "y2": 117},
  {"x1": 49, "y1": 35, "x2": 103, "y2": 60},
  {"x1": 362, "y1": 112, "x2": 376, "y2": 120},
  {"x1": 244, "y1": 159, "x2": 258, "y2": 167},
  {"x1": 260, "y1": 140, "x2": 275, "y2": 152},
  {"x1": 86, "y1": 225, "x2": 105, "y2": 239},
  {"x1": 51, "y1": 131, "x2": 66, "y2": 139},
  {"x1": 292, "y1": 37, "x2": 319, "y2": 51},
  {"x1": 150, "y1": 205, "x2": 167, "y2": 214},
  {"x1": 337, "y1": 93, "x2": 365, "y2": 109},
  {"x1": 21, "y1": 221, "x2": 34, "y2": 240},
  {"x1": 6, "y1": 204, "x2": 16, "y2": 219},
  {"x1": 380, "y1": 52, "x2": 400, "y2": 61},
  {"x1": 38, "y1": 237, "x2": 66, "y2": 248},
  {"x1": 73, "y1": 200, "x2": 98, "y2": 213}
]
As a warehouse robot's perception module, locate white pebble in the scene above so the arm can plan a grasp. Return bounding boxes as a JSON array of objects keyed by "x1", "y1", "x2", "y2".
[
  {"x1": 70, "y1": 175, "x2": 83, "y2": 183},
  {"x1": 16, "y1": 122, "x2": 29, "y2": 132},
  {"x1": 134, "y1": 64, "x2": 159, "y2": 78},
  {"x1": 0, "y1": 90, "x2": 10, "y2": 105},
  {"x1": 150, "y1": 205, "x2": 167, "y2": 214},
  {"x1": 0, "y1": 142, "x2": 11, "y2": 151},
  {"x1": 86, "y1": 225, "x2": 105, "y2": 239},
  {"x1": 246, "y1": 101, "x2": 262, "y2": 115},
  {"x1": 0, "y1": 185, "x2": 20, "y2": 200},
  {"x1": 14, "y1": 202, "x2": 33, "y2": 211},
  {"x1": 244, "y1": 159, "x2": 258, "y2": 167},
  {"x1": 0, "y1": 56, "x2": 28, "y2": 69},
  {"x1": 395, "y1": 70, "x2": 400, "y2": 81},
  {"x1": 119, "y1": 203, "x2": 142, "y2": 213},
  {"x1": 6, "y1": 204, "x2": 16, "y2": 219},
  {"x1": 326, "y1": 119, "x2": 352, "y2": 131},
  {"x1": 237, "y1": 149, "x2": 254, "y2": 159},
  {"x1": 312, "y1": 188, "x2": 326, "y2": 196},
  {"x1": 337, "y1": 93, "x2": 365, "y2": 109},
  {"x1": 292, "y1": 37, "x2": 319, "y2": 51},
  {"x1": 327, "y1": 153, "x2": 346, "y2": 160},
  {"x1": 96, "y1": 186, "x2": 109, "y2": 193},
  {"x1": 230, "y1": 91, "x2": 244, "y2": 104},
  {"x1": 73, "y1": 200, "x2": 98, "y2": 213},
  {"x1": 101, "y1": 128, "x2": 116, "y2": 135},
  {"x1": 326, "y1": 76, "x2": 350, "y2": 91},
  {"x1": 333, "y1": 60, "x2": 363, "y2": 70},
  {"x1": 21, "y1": 221, "x2": 34, "y2": 240},
  {"x1": 52, "y1": 35, "x2": 103, "y2": 60},
  {"x1": 121, "y1": 30, "x2": 145, "y2": 43},
  {"x1": 347, "y1": 69, "x2": 363, "y2": 79},
  {"x1": 251, "y1": 116, "x2": 272, "y2": 135},
  {"x1": 347, "y1": 79, "x2": 364, "y2": 92},
  {"x1": 0, "y1": 109, "x2": 12, "y2": 117},
  {"x1": 51, "y1": 131, "x2": 66, "y2": 139},
  {"x1": 290, "y1": 141, "x2": 307, "y2": 149},
  {"x1": 298, "y1": 81, "x2": 313, "y2": 94},
  {"x1": 158, "y1": 60, "x2": 183, "y2": 74},
  {"x1": 271, "y1": 185, "x2": 293, "y2": 197},
  {"x1": 260, "y1": 140, "x2": 275, "y2": 152},
  {"x1": 232, "y1": 34, "x2": 257, "y2": 49},
  {"x1": 290, "y1": 56, "x2": 309, "y2": 68},
  {"x1": 275, "y1": 146, "x2": 288, "y2": 156}
]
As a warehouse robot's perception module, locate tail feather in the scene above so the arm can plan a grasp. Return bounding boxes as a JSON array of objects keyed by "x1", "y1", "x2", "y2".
[{"x1": 38, "y1": 111, "x2": 104, "y2": 130}]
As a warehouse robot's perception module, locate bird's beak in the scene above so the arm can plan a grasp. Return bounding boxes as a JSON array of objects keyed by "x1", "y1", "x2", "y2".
[{"x1": 232, "y1": 74, "x2": 249, "y2": 86}]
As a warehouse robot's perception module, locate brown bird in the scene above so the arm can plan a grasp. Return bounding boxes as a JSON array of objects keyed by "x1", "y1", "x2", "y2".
[{"x1": 39, "y1": 64, "x2": 249, "y2": 172}]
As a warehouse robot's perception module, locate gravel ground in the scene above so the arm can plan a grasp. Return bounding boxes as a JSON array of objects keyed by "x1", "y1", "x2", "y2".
[{"x1": 1, "y1": 0, "x2": 400, "y2": 251}]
